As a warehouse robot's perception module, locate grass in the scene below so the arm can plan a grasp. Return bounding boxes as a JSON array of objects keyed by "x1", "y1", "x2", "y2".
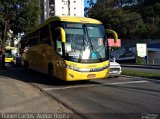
[{"x1": 122, "y1": 69, "x2": 160, "y2": 80}]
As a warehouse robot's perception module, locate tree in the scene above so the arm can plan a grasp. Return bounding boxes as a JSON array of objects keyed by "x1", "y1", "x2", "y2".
[
  {"x1": 88, "y1": 2, "x2": 105, "y2": 18},
  {"x1": 88, "y1": 1, "x2": 145, "y2": 39},
  {"x1": 88, "y1": 0, "x2": 129, "y2": 18},
  {"x1": 132, "y1": 0, "x2": 160, "y2": 38},
  {"x1": 87, "y1": 0, "x2": 95, "y2": 8},
  {"x1": 0, "y1": 0, "x2": 40, "y2": 69},
  {"x1": 84, "y1": 0, "x2": 95, "y2": 17}
]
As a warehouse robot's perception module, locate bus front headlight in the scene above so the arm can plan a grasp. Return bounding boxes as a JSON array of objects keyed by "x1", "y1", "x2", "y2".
[{"x1": 64, "y1": 65, "x2": 78, "y2": 71}]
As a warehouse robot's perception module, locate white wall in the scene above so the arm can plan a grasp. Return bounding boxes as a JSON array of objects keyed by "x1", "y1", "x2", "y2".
[
  {"x1": 55, "y1": 0, "x2": 69, "y2": 16},
  {"x1": 43, "y1": 0, "x2": 50, "y2": 20},
  {"x1": 70, "y1": 0, "x2": 84, "y2": 16},
  {"x1": 54, "y1": 0, "x2": 84, "y2": 16},
  {"x1": 41, "y1": 0, "x2": 84, "y2": 22}
]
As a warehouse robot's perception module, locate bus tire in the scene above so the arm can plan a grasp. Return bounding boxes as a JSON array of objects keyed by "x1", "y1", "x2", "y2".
[
  {"x1": 24, "y1": 61, "x2": 29, "y2": 70},
  {"x1": 48, "y1": 64, "x2": 55, "y2": 81}
]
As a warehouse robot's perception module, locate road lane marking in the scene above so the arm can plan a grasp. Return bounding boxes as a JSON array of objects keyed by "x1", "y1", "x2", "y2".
[
  {"x1": 42, "y1": 80, "x2": 149, "y2": 91},
  {"x1": 121, "y1": 75, "x2": 160, "y2": 83},
  {"x1": 105, "y1": 80, "x2": 149, "y2": 85},
  {"x1": 43, "y1": 84, "x2": 97, "y2": 91}
]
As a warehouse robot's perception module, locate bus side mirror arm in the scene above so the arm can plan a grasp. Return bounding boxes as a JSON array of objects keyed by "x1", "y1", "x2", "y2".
[
  {"x1": 55, "y1": 27, "x2": 66, "y2": 43},
  {"x1": 105, "y1": 29, "x2": 118, "y2": 43}
]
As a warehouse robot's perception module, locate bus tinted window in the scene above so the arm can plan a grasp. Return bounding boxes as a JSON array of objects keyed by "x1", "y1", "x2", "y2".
[
  {"x1": 40, "y1": 25, "x2": 51, "y2": 45},
  {"x1": 28, "y1": 36, "x2": 38, "y2": 46},
  {"x1": 64, "y1": 23, "x2": 82, "y2": 28},
  {"x1": 87, "y1": 25, "x2": 104, "y2": 38}
]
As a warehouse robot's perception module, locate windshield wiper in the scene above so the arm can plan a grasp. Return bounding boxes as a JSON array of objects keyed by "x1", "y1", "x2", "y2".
[
  {"x1": 78, "y1": 24, "x2": 90, "y2": 62},
  {"x1": 78, "y1": 34, "x2": 86, "y2": 63},
  {"x1": 89, "y1": 42, "x2": 102, "y2": 62}
]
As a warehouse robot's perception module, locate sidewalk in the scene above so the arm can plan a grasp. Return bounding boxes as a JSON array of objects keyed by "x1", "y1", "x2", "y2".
[
  {"x1": 0, "y1": 65, "x2": 83, "y2": 119},
  {"x1": 0, "y1": 73, "x2": 81, "y2": 119},
  {"x1": 0, "y1": 75, "x2": 72, "y2": 113}
]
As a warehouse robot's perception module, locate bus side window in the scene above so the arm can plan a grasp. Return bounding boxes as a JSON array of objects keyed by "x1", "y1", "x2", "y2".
[
  {"x1": 56, "y1": 33, "x2": 62, "y2": 56},
  {"x1": 40, "y1": 25, "x2": 51, "y2": 45},
  {"x1": 25, "y1": 32, "x2": 39, "y2": 47},
  {"x1": 56, "y1": 40, "x2": 62, "y2": 56}
]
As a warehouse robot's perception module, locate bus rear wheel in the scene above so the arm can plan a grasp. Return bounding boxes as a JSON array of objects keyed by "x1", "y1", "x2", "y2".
[
  {"x1": 48, "y1": 65, "x2": 55, "y2": 81},
  {"x1": 24, "y1": 61, "x2": 29, "y2": 70}
]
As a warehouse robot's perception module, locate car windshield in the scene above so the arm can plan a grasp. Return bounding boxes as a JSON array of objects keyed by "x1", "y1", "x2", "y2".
[
  {"x1": 5, "y1": 53, "x2": 12, "y2": 58},
  {"x1": 110, "y1": 58, "x2": 114, "y2": 62},
  {"x1": 63, "y1": 23, "x2": 108, "y2": 63}
]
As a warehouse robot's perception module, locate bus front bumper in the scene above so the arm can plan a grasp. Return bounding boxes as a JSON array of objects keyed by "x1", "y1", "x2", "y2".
[{"x1": 64, "y1": 68, "x2": 110, "y2": 81}]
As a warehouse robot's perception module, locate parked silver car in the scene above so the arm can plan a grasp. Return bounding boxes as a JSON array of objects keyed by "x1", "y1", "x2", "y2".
[{"x1": 109, "y1": 58, "x2": 122, "y2": 77}]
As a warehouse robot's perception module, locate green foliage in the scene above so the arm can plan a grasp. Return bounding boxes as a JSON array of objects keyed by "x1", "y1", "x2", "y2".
[
  {"x1": 122, "y1": 69, "x2": 160, "y2": 80},
  {"x1": 0, "y1": 0, "x2": 40, "y2": 40},
  {"x1": 12, "y1": 0, "x2": 40, "y2": 34},
  {"x1": 89, "y1": 7, "x2": 145, "y2": 39},
  {"x1": 84, "y1": 0, "x2": 96, "y2": 17},
  {"x1": 0, "y1": 2, "x2": 3, "y2": 27},
  {"x1": 87, "y1": 0, "x2": 95, "y2": 8},
  {"x1": 88, "y1": 0, "x2": 160, "y2": 39},
  {"x1": 132, "y1": 0, "x2": 160, "y2": 38},
  {"x1": 136, "y1": 56, "x2": 146, "y2": 65},
  {"x1": 88, "y1": 3, "x2": 105, "y2": 18}
]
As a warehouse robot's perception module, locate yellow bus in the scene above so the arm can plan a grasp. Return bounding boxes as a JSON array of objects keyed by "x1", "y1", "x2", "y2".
[
  {"x1": 21, "y1": 16, "x2": 118, "y2": 81},
  {"x1": 5, "y1": 46, "x2": 18, "y2": 63}
]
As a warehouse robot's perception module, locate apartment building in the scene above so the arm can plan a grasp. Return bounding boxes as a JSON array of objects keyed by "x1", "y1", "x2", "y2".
[{"x1": 40, "y1": 0, "x2": 84, "y2": 23}]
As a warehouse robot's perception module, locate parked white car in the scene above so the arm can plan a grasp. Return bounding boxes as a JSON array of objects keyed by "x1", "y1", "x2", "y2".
[{"x1": 109, "y1": 58, "x2": 122, "y2": 77}]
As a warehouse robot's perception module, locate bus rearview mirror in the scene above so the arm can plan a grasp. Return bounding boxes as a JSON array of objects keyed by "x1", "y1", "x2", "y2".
[
  {"x1": 55, "y1": 27, "x2": 66, "y2": 43},
  {"x1": 105, "y1": 29, "x2": 118, "y2": 43}
]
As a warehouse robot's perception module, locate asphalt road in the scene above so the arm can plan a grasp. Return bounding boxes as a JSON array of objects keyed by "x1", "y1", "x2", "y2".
[{"x1": 1, "y1": 65, "x2": 160, "y2": 119}]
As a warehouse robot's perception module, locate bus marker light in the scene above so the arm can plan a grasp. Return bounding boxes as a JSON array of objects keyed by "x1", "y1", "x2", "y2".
[
  {"x1": 87, "y1": 74, "x2": 95, "y2": 78},
  {"x1": 69, "y1": 74, "x2": 74, "y2": 78}
]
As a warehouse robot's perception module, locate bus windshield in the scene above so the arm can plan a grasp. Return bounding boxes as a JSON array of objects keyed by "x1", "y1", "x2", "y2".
[{"x1": 63, "y1": 23, "x2": 107, "y2": 63}]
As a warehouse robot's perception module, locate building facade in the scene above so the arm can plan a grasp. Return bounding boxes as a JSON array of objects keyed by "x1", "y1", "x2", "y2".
[{"x1": 40, "y1": 0, "x2": 84, "y2": 23}]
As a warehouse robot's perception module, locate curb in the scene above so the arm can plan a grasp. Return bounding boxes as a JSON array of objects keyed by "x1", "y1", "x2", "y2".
[
  {"x1": 121, "y1": 75, "x2": 160, "y2": 83},
  {"x1": 121, "y1": 64, "x2": 160, "y2": 70}
]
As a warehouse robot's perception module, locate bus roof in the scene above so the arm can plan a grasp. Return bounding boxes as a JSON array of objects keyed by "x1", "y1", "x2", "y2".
[
  {"x1": 47, "y1": 16, "x2": 102, "y2": 24},
  {"x1": 23, "y1": 16, "x2": 102, "y2": 37}
]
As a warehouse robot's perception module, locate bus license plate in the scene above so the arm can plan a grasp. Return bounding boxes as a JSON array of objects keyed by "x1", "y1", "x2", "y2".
[{"x1": 87, "y1": 74, "x2": 95, "y2": 78}]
